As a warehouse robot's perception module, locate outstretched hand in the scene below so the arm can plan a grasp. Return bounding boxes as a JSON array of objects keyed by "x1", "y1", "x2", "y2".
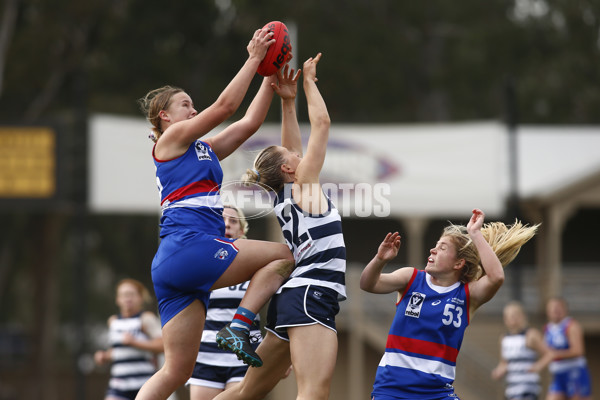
[
  {"x1": 273, "y1": 63, "x2": 301, "y2": 100},
  {"x1": 377, "y1": 232, "x2": 401, "y2": 262},
  {"x1": 467, "y1": 208, "x2": 485, "y2": 234},
  {"x1": 247, "y1": 28, "x2": 275, "y2": 61},
  {"x1": 303, "y1": 52, "x2": 322, "y2": 83}
]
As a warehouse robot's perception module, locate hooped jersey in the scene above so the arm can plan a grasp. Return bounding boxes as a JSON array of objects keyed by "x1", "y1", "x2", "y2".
[
  {"x1": 196, "y1": 283, "x2": 262, "y2": 367},
  {"x1": 108, "y1": 313, "x2": 156, "y2": 392},
  {"x1": 273, "y1": 183, "x2": 346, "y2": 299},
  {"x1": 372, "y1": 269, "x2": 469, "y2": 400},
  {"x1": 153, "y1": 140, "x2": 224, "y2": 237},
  {"x1": 501, "y1": 329, "x2": 541, "y2": 398}
]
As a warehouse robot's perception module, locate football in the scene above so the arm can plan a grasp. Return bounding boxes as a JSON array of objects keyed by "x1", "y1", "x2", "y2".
[{"x1": 257, "y1": 21, "x2": 292, "y2": 77}]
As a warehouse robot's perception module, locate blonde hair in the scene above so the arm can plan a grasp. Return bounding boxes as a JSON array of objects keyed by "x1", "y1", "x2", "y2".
[
  {"x1": 504, "y1": 300, "x2": 527, "y2": 319},
  {"x1": 138, "y1": 85, "x2": 184, "y2": 142},
  {"x1": 442, "y1": 220, "x2": 539, "y2": 283},
  {"x1": 503, "y1": 300, "x2": 529, "y2": 330},
  {"x1": 116, "y1": 278, "x2": 152, "y2": 305},
  {"x1": 223, "y1": 204, "x2": 249, "y2": 239},
  {"x1": 241, "y1": 145, "x2": 287, "y2": 192}
]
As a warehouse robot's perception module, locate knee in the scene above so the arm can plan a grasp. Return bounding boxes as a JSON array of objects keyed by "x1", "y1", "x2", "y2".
[
  {"x1": 162, "y1": 362, "x2": 194, "y2": 387},
  {"x1": 275, "y1": 246, "x2": 295, "y2": 275},
  {"x1": 278, "y1": 244, "x2": 294, "y2": 262},
  {"x1": 237, "y1": 380, "x2": 273, "y2": 400},
  {"x1": 278, "y1": 257, "x2": 295, "y2": 278},
  {"x1": 297, "y1": 386, "x2": 330, "y2": 400}
]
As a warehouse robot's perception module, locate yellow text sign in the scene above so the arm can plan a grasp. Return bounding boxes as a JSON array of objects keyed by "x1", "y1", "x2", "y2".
[{"x1": 0, "y1": 127, "x2": 56, "y2": 198}]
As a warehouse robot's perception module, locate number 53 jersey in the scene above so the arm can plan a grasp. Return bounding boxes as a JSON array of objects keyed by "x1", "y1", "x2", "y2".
[{"x1": 372, "y1": 268, "x2": 470, "y2": 400}]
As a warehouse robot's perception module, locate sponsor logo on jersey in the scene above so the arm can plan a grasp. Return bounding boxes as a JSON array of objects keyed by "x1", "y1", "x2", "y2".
[
  {"x1": 450, "y1": 297, "x2": 465, "y2": 305},
  {"x1": 298, "y1": 241, "x2": 312, "y2": 256},
  {"x1": 405, "y1": 292, "x2": 426, "y2": 318},
  {"x1": 432, "y1": 300, "x2": 442, "y2": 306},
  {"x1": 195, "y1": 141, "x2": 212, "y2": 161}
]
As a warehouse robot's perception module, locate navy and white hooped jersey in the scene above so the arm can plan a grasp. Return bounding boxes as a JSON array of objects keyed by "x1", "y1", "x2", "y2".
[
  {"x1": 153, "y1": 140, "x2": 225, "y2": 237},
  {"x1": 544, "y1": 317, "x2": 588, "y2": 374},
  {"x1": 372, "y1": 269, "x2": 469, "y2": 400},
  {"x1": 501, "y1": 329, "x2": 541, "y2": 399},
  {"x1": 195, "y1": 283, "x2": 262, "y2": 367},
  {"x1": 273, "y1": 183, "x2": 346, "y2": 299},
  {"x1": 108, "y1": 313, "x2": 156, "y2": 392}
]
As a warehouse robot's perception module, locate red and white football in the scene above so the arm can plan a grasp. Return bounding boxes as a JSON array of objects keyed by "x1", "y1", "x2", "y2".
[{"x1": 257, "y1": 21, "x2": 292, "y2": 77}]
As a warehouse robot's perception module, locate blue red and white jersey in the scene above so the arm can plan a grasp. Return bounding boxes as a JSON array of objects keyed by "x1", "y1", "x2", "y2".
[
  {"x1": 544, "y1": 317, "x2": 587, "y2": 374},
  {"x1": 274, "y1": 183, "x2": 346, "y2": 299},
  {"x1": 153, "y1": 140, "x2": 225, "y2": 237},
  {"x1": 372, "y1": 269, "x2": 469, "y2": 400}
]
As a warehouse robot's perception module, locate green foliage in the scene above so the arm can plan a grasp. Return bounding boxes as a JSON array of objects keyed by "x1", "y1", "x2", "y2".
[{"x1": 2, "y1": 0, "x2": 600, "y2": 123}]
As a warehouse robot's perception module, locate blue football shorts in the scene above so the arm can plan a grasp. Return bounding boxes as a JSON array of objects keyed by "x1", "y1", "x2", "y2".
[
  {"x1": 151, "y1": 232, "x2": 238, "y2": 327},
  {"x1": 549, "y1": 365, "x2": 592, "y2": 397}
]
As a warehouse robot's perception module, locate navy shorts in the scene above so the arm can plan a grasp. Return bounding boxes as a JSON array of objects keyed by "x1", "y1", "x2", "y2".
[
  {"x1": 265, "y1": 285, "x2": 340, "y2": 341},
  {"x1": 506, "y1": 395, "x2": 538, "y2": 400},
  {"x1": 106, "y1": 388, "x2": 139, "y2": 400},
  {"x1": 188, "y1": 363, "x2": 249, "y2": 389},
  {"x1": 151, "y1": 232, "x2": 238, "y2": 327}
]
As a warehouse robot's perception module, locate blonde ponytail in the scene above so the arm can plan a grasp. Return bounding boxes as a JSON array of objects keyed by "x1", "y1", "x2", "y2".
[{"x1": 443, "y1": 220, "x2": 539, "y2": 283}]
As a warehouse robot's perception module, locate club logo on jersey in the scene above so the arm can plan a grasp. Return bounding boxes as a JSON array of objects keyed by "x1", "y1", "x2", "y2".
[
  {"x1": 214, "y1": 248, "x2": 230, "y2": 260},
  {"x1": 405, "y1": 292, "x2": 426, "y2": 318},
  {"x1": 195, "y1": 141, "x2": 212, "y2": 161}
]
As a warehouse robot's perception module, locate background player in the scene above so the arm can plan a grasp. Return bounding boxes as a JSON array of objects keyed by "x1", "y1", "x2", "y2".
[
  {"x1": 94, "y1": 279, "x2": 163, "y2": 400},
  {"x1": 542, "y1": 297, "x2": 592, "y2": 400},
  {"x1": 492, "y1": 301, "x2": 547, "y2": 400}
]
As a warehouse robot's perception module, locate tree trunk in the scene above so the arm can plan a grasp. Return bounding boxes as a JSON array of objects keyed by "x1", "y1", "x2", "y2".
[
  {"x1": 0, "y1": 0, "x2": 19, "y2": 98},
  {"x1": 27, "y1": 212, "x2": 65, "y2": 400}
]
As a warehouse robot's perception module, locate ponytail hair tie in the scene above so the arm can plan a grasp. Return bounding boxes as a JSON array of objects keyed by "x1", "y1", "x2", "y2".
[{"x1": 252, "y1": 168, "x2": 261, "y2": 182}]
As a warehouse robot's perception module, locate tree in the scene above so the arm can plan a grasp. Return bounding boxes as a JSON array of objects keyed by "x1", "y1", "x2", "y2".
[{"x1": 0, "y1": 0, "x2": 19, "y2": 98}]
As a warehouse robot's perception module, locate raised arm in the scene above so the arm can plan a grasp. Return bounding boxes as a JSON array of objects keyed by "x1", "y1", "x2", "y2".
[
  {"x1": 467, "y1": 209, "x2": 506, "y2": 314},
  {"x1": 159, "y1": 28, "x2": 274, "y2": 156},
  {"x1": 273, "y1": 64, "x2": 302, "y2": 155},
  {"x1": 295, "y1": 53, "x2": 330, "y2": 185},
  {"x1": 206, "y1": 74, "x2": 277, "y2": 160},
  {"x1": 360, "y1": 232, "x2": 415, "y2": 294}
]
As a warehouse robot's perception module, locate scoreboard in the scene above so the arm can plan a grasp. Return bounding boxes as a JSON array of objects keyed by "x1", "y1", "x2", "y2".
[{"x1": 0, "y1": 127, "x2": 56, "y2": 199}]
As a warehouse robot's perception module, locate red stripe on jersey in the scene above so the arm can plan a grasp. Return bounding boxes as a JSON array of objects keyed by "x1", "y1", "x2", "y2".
[
  {"x1": 397, "y1": 268, "x2": 418, "y2": 306},
  {"x1": 386, "y1": 334, "x2": 459, "y2": 363},
  {"x1": 214, "y1": 238, "x2": 239, "y2": 251},
  {"x1": 464, "y1": 281, "x2": 470, "y2": 325},
  {"x1": 162, "y1": 180, "x2": 219, "y2": 205}
]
